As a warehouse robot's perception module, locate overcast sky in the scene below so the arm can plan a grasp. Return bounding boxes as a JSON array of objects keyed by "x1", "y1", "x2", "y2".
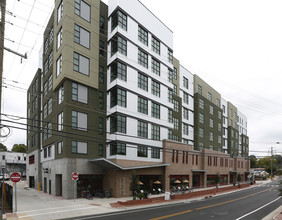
[{"x1": 2, "y1": 0, "x2": 282, "y2": 156}]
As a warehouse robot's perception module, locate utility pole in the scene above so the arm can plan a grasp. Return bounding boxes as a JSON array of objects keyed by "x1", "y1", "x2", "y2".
[{"x1": 0, "y1": 0, "x2": 6, "y2": 119}]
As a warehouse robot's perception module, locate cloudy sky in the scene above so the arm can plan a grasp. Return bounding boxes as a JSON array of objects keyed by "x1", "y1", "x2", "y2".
[{"x1": 2, "y1": 0, "x2": 282, "y2": 155}]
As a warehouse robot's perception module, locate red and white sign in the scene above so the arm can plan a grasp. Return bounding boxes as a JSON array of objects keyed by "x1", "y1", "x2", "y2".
[
  {"x1": 72, "y1": 172, "x2": 79, "y2": 181},
  {"x1": 10, "y1": 172, "x2": 21, "y2": 183}
]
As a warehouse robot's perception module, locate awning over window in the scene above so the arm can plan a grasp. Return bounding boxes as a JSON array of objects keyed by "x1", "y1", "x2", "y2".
[{"x1": 89, "y1": 158, "x2": 170, "y2": 170}]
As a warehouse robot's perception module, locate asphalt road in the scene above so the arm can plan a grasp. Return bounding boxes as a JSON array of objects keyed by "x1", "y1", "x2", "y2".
[{"x1": 66, "y1": 180, "x2": 281, "y2": 220}]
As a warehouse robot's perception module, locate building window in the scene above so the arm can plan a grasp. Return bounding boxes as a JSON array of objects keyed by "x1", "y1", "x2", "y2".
[
  {"x1": 98, "y1": 91, "x2": 104, "y2": 109},
  {"x1": 110, "y1": 115, "x2": 126, "y2": 134},
  {"x1": 138, "y1": 49, "x2": 148, "y2": 68},
  {"x1": 151, "y1": 102, "x2": 160, "y2": 119},
  {"x1": 47, "y1": 98, "x2": 52, "y2": 115},
  {"x1": 72, "y1": 111, "x2": 87, "y2": 131},
  {"x1": 99, "y1": 66, "x2": 104, "y2": 83},
  {"x1": 199, "y1": 128, "x2": 204, "y2": 138},
  {"x1": 138, "y1": 145, "x2": 148, "y2": 157},
  {"x1": 138, "y1": 26, "x2": 148, "y2": 46},
  {"x1": 100, "y1": 16, "x2": 105, "y2": 32},
  {"x1": 138, "y1": 121, "x2": 148, "y2": 138},
  {"x1": 110, "y1": 142, "x2": 126, "y2": 155},
  {"x1": 173, "y1": 100, "x2": 179, "y2": 112},
  {"x1": 151, "y1": 36, "x2": 160, "y2": 54},
  {"x1": 44, "y1": 38, "x2": 49, "y2": 54},
  {"x1": 110, "y1": 87, "x2": 126, "y2": 108},
  {"x1": 183, "y1": 123, "x2": 189, "y2": 135},
  {"x1": 72, "y1": 82, "x2": 88, "y2": 104},
  {"x1": 168, "y1": 69, "x2": 173, "y2": 83},
  {"x1": 168, "y1": 49, "x2": 173, "y2": 64},
  {"x1": 99, "y1": 40, "x2": 105, "y2": 57},
  {"x1": 173, "y1": 117, "x2": 179, "y2": 130},
  {"x1": 44, "y1": 60, "x2": 48, "y2": 75},
  {"x1": 151, "y1": 147, "x2": 160, "y2": 159},
  {"x1": 56, "y1": 55, "x2": 62, "y2": 76},
  {"x1": 72, "y1": 141, "x2": 87, "y2": 154},
  {"x1": 73, "y1": 52, "x2": 89, "y2": 76},
  {"x1": 43, "y1": 104, "x2": 47, "y2": 119},
  {"x1": 168, "y1": 89, "x2": 173, "y2": 103},
  {"x1": 57, "y1": 0, "x2": 63, "y2": 24},
  {"x1": 98, "y1": 117, "x2": 104, "y2": 135},
  {"x1": 197, "y1": 85, "x2": 202, "y2": 95},
  {"x1": 138, "y1": 73, "x2": 148, "y2": 91},
  {"x1": 209, "y1": 132, "x2": 214, "y2": 141},
  {"x1": 183, "y1": 77, "x2": 189, "y2": 89},
  {"x1": 111, "y1": 10, "x2": 127, "y2": 31},
  {"x1": 138, "y1": 97, "x2": 148, "y2": 114},
  {"x1": 210, "y1": 105, "x2": 214, "y2": 115},
  {"x1": 216, "y1": 99, "x2": 220, "y2": 107},
  {"x1": 183, "y1": 92, "x2": 189, "y2": 104},
  {"x1": 29, "y1": 155, "x2": 35, "y2": 165},
  {"x1": 207, "y1": 92, "x2": 212, "y2": 101},
  {"x1": 173, "y1": 68, "x2": 177, "y2": 80},
  {"x1": 151, "y1": 125, "x2": 160, "y2": 140},
  {"x1": 168, "y1": 129, "x2": 173, "y2": 140},
  {"x1": 199, "y1": 113, "x2": 204, "y2": 124},
  {"x1": 209, "y1": 118, "x2": 213, "y2": 128},
  {"x1": 173, "y1": 84, "x2": 177, "y2": 95},
  {"x1": 74, "y1": 0, "x2": 91, "y2": 22},
  {"x1": 43, "y1": 82, "x2": 48, "y2": 97},
  {"x1": 218, "y1": 111, "x2": 222, "y2": 120},
  {"x1": 218, "y1": 135, "x2": 222, "y2": 144},
  {"x1": 168, "y1": 109, "x2": 173, "y2": 123},
  {"x1": 111, "y1": 61, "x2": 127, "y2": 82},
  {"x1": 98, "y1": 144, "x2": 103, "y2": 156},
  {"x1": 58, "y1": 112, "x2": 63, "y2": 131},
  {"x1": 48, "y1": 52, "x2": 53, "y2": 69},
  {"x1": 58, "y1": 141, "x2": 63, "y2": 154},
  {"x1": 151, "y1": 58, "x2": 160, "y2": 75},
  {"x1": 48, "y1": 75, "x2": 52, "y2": 91},
  {"x1": 111, "y1": 35, "x2": 127, "y2": 56},
  {"x1": 74, "y1": 24, "x2": 90, "y2": 48},
  {"x1": 218, "y1": 123, "x2": 222, "y2": 132},
  {"x1": 58, "y1": 85, "x2": 64, "y2": 104},
  {"x1": 47, "y1": 122, "x2": 52, "y2": 138},
  {"x1": 183, "y1": 108, "x2": 189, "y2": 120},
  {"x1": 151, "y1": 80, "x2": 160, "y2": 97}
]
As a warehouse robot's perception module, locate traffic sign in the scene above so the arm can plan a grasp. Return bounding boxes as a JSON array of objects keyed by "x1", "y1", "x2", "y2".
[
  {"x1": 10, "y1": 172, "x2": 21, "y2": 183},
  {"x1": 72, "y1": 172, "x2": 79, "y2": 181}
]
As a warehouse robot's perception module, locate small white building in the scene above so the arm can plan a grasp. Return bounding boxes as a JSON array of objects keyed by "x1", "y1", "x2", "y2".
[{"x1": 0, "y1": 151, "x2": 27, "y2": 178}]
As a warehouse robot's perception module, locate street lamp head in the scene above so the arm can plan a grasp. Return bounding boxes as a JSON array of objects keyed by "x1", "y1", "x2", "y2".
[{"x1": 276, "y1": 142, "x2": 280, "y2": 144}]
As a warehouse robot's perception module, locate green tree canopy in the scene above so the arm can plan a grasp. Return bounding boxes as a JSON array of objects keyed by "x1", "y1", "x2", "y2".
[
  {"x1": 11, "y1": 144, "x2": 27, "y2": 153},
  {"x1": 249, "y1": 155, "x2": 257, "y2": 168},
  {"x1": 0, "y1": 143, "x2": 7, "y2": 152}
]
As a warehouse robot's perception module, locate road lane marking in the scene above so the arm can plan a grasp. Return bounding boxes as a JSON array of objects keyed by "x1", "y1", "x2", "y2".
[
  {"x1": 150, "y1": 187, "x2": 275, "y2": 220},
  {"x1": 149, "y1": 210, "x2": 193, "y2": 220},
  {"x1": 235, "y1": 197, "x2": 281, "y2": 220}
]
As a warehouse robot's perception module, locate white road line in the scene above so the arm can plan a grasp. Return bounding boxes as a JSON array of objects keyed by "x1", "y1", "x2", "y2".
[
  {"x1": 17, "y1": 206, "x2": 98, "y2": 219},
  {"x1": 236, "y1": 197, "x2": 281, "y2": 220}
]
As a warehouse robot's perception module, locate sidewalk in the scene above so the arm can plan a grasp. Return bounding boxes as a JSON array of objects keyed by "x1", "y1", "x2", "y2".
[{"x1": 2, "y1": 180, "x2": 281, "y2": 220}]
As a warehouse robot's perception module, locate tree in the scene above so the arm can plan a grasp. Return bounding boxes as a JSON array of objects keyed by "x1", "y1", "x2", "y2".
[
  {"x1": 11, "y1": 144, "x2": 27, "y2": 153},
  {"x1": 0, "y1": 143, "x2": 7, "y2": 152},
  {"x1": 237, "y1": 173, "x2": 242, "y2": 186},
  {"x1": 129, "y1": 170, "x2": 139, "y2": 200},
  {"x1": 249, "y1": 155, "x2": 257, "y2": 168},
  {"x1": 214, "y1": 173, "x2": 220, "y2": 188}
]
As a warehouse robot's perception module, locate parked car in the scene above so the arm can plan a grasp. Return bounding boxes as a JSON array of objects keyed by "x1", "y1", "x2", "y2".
[{"x1": 0, "y1": 174, "x2": 10, "y2": 180}]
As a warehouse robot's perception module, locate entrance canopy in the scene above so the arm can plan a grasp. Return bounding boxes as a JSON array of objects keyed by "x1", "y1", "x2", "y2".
[{"x1": 89, "y1": 158, "x2": 170, "y2": 170}]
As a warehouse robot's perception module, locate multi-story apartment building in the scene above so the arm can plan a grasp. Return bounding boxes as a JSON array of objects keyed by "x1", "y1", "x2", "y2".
[
  {"x1": 27, "y1": 68, "x2": 41, "y2": 189},
  {"x1": 193, "y1": 75, "x2": 223, "y2": 152},
  {"x1": 27, "y1": 0, "x2": 108, "y2": 199},
  {"x1": 26, "y1": 0, "x2": 249, "y2": 199}
]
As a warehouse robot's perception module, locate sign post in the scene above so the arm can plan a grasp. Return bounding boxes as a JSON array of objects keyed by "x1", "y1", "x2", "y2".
[
  {"x1": 10, "y1": 172, "x2": 21, "y2": 212},
  {"x1": 72, "y1": 172, "x2": 79, "y2": 202}
]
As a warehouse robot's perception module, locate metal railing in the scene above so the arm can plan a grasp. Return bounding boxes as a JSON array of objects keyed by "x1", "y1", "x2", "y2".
[{"x1": 0, "y1": 182, "x2": 13, "y2": 214}]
